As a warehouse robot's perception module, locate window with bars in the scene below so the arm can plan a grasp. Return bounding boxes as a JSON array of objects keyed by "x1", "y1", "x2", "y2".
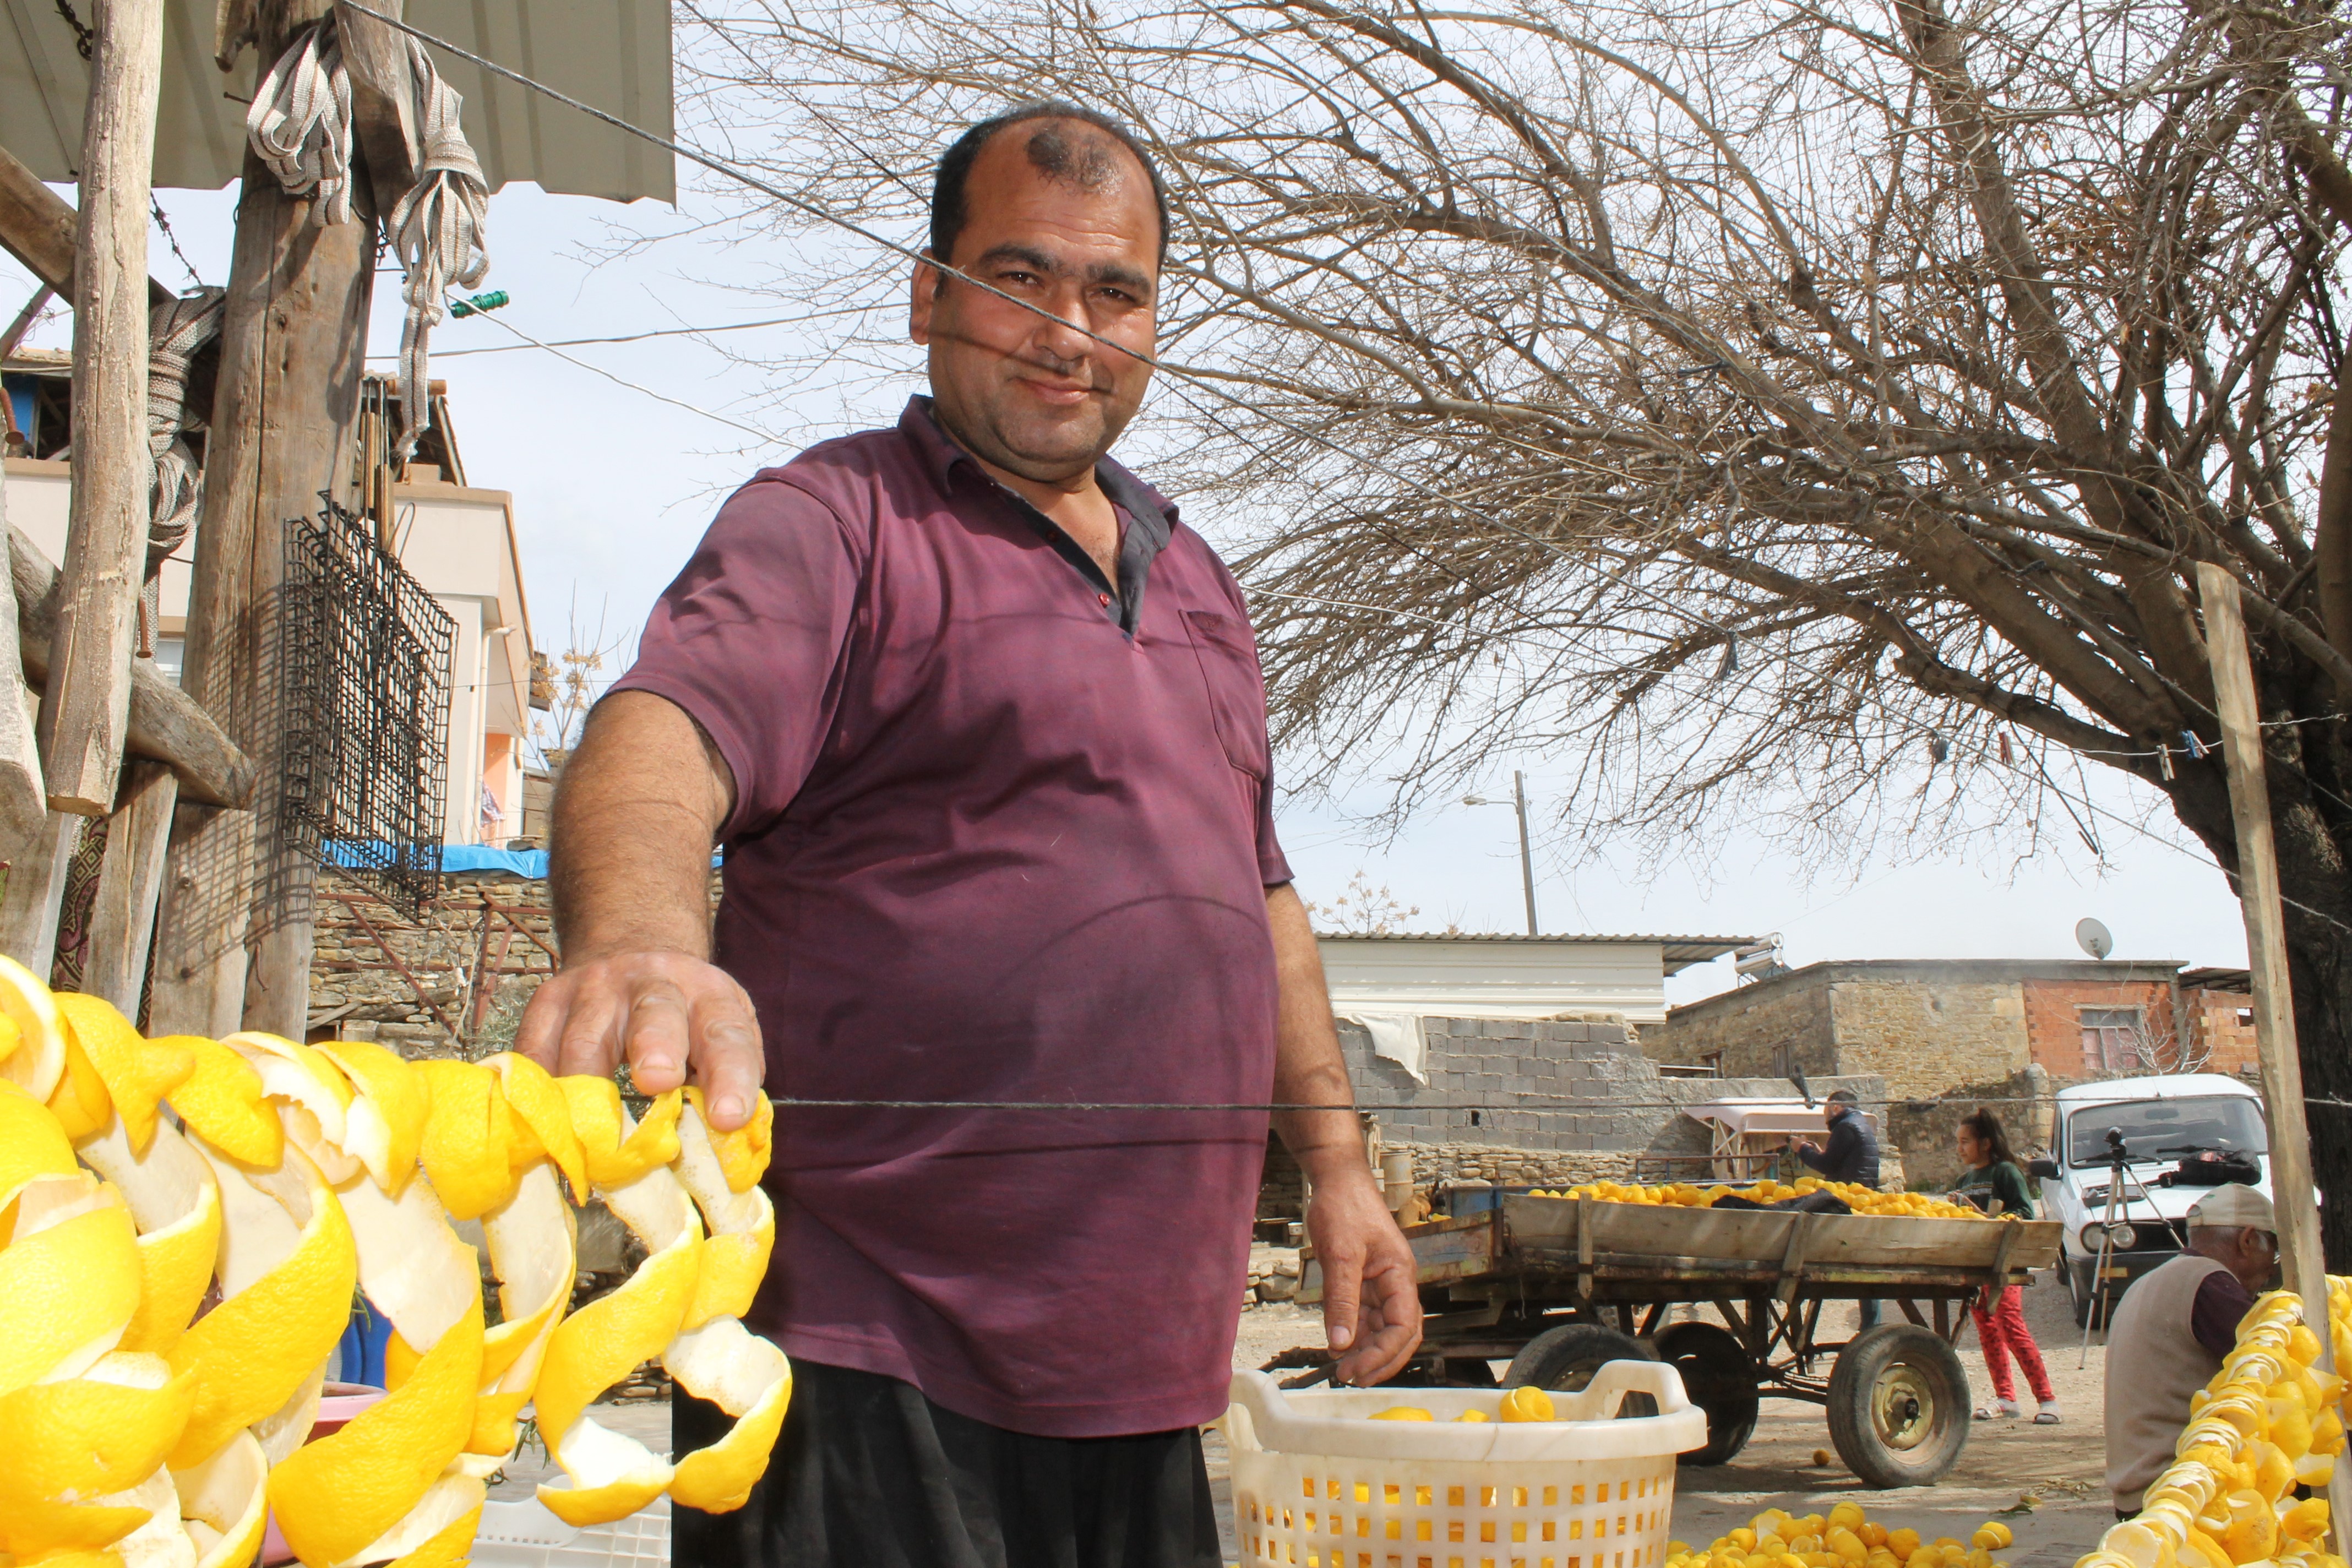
[{"x1": 2080, "y1": 1006, "x2": 2143, "y2": 1072}]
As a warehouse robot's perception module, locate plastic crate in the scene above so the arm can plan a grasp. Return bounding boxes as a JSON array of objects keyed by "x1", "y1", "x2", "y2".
[
  {"x1": 467, "y1": 1497, "x2": 670, "y2": 1568},
  {"x1": 1224, "y1": 1362, "x2": 1706, "y2": 1568}
]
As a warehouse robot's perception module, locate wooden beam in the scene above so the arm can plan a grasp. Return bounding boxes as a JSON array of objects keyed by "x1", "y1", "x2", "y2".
[
  {"x1": 336, "y1": 1, "x2": 418, "y2": 200},
  {"x1": 150, "y1": 0, "x2": 372, "y2": 1040},
  {"x1": 80, "y1": 759, "x2": 176, "y2": 1014},
  {"x1": 0, "y1": 473, "x2": 49, "y2": 861},
  {"x1": 2193, "y1": 562, "x2": 2352, "y2": 1536},
  {"x1": 0, "y1": 812, "x2": 81, "y2": 976},
  {"x1": 9, "y1": 525, "x2": 255, "y2": 807},
  {"x1": 39, "y1": 0, "x2": 170, "y2": 819},
  {"x1": 0, "y1": 143, "x2": 173, "y2": 307}
]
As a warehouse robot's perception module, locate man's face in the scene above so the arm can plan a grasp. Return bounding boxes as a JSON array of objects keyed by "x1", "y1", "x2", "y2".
[{"x1": 910, "y1": 121, "x2": 1160, "y2": 484}]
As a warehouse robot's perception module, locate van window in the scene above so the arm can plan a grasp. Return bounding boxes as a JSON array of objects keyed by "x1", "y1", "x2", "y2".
[{"x1": 2064, "y1": 1096, "x2": 2266, "y2": 1165}]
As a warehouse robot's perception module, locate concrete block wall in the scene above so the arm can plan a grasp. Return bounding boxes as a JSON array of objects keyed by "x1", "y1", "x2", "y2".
[{"x1": 1337, "y1": 1012, "x2": 1884, "y2": 1178}]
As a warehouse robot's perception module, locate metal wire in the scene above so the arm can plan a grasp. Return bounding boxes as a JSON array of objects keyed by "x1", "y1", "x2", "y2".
[
  {"x1": 280, "y1": 496, "x2": 457, "y2": 919},
  {"x1": 765, "y1": 1090, "x2": 2070, "y2": 1113}
]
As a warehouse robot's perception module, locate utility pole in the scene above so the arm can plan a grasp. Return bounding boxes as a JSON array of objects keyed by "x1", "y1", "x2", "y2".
[
  {"x1": 2194, "y1": 562, "x2": 2352, "y2": 1538},
  {"x1": 1464, "y1": 774, "x2": 1541, "y2": 934},
  {"x1": 1512, "y1": 769, "x2": 1538, "y2": 935}
]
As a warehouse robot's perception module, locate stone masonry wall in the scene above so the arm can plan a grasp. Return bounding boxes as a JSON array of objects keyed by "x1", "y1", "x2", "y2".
[
  {"x1": 1647, "y1": 976, "x2": 1836, "y2": 1077},
  {"x1": 1826, "y1": 977, "x2": 2030, "y2": 1100},
  {"x1": 309, "y1": 867, "x2": 558, "y2": 1056},
  {"x1": 1335, "y1": 1011, "x2": 1886, "y2": 1184}
]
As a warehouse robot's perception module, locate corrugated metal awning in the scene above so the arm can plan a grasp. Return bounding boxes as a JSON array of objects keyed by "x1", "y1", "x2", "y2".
[{"x1": 1, "y1": 0, "x2": 673, "y2": 203}]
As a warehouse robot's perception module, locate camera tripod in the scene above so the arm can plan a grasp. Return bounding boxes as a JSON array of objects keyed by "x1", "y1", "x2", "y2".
[{"x1": 2079, "y1": 1126, "x2": 2152, "y2": 1366}]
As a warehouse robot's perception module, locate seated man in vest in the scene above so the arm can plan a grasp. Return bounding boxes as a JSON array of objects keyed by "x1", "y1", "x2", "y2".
[{"x1": 2104, "y1": 1185, "x2": 2281, "y2": 1518}]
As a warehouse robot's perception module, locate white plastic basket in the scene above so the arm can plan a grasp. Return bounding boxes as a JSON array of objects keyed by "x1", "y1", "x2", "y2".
[
  {"x1": 466, "y1": 1497, "x2": 669, "y2": 1568},
  {"x1": 1224, "y1": 1362, "x2": 1707, "y2": 1568}
]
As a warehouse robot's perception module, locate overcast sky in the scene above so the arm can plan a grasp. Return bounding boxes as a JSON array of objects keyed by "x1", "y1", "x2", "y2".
[{"x1": 0, "y1": 174, "x2": 2253, "y2": 1006}]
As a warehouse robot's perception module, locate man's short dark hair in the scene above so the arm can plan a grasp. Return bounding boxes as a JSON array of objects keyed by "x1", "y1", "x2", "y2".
[
  {"x1": 930, "y1": 100, "x2": 1170, "y2": 270},
  {"x1": 1827, "y1": 1088, "x2": 1860, "y2": 1107}
]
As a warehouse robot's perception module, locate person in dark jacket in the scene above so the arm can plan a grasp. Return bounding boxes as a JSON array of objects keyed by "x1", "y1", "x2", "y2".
[
  {"x1": 1793, "y1": 1089, "x2": 1881, "y2": 1186},
  {"x1": 1792, "y1": 1088, "x2": 1884, "y2": 1328}
]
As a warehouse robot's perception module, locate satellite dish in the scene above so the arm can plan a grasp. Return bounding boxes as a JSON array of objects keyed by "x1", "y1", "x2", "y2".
[{"x1": 2076, "y1": 918, "x2": 2114, "y2": 961}]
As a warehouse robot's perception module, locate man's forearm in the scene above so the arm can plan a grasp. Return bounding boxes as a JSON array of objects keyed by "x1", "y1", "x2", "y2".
[
  {"x1": 1264, "y1": 883, "x2": 1374, "y2": 1184},
  {"x1": 551, "y1": 691, "x2": 734, "y2": 961}
]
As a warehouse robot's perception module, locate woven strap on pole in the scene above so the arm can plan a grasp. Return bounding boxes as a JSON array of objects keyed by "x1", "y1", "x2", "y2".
[
  {"x1": 244, "y1": 18, "x2": 490, "y2": 463},
  {"x1": 145, "y1": 287, "x2": 225, "y2": 581}
]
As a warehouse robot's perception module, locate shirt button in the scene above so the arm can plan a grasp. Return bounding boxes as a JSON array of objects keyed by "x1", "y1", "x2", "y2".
[{"x1": 1098, "y1": 593, "x2": 1112, "y2": 607}]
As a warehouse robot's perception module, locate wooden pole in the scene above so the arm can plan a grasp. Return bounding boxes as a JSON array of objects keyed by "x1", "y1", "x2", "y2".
[
  {"x1": 81, "y1": 760, "x2": 177, "y2": 1014},
  {"x1": 0, "y1": 812, "x2": 83, "y2": 976},
  {"x1": 0, "y1": 483, "x2": 50, "y2": 860},
  {"x1": 2193, "y1": 562, "x2": 2352, "y2": 1538},
  {"x1": 0, "y1": 143, "x2": 172, "y2": 308},
  {"x1": 38, "y1": 0, "x2": 168, "y2": 818},
  {"x1": 150, "y1": 0, "x2": 373, "y2": 1039}
]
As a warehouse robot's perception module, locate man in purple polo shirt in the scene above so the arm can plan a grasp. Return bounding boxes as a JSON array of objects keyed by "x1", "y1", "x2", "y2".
[{"x1": 517, "y1": 100, "x2": 1421, "y2": 1564}]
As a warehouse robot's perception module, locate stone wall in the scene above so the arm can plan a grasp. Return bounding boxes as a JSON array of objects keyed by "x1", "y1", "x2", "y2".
[
  {"x1": 1645, "y1": 976, "x2": 1834, "y2": 1077},
  {"x1": 1826, "y1": 976, "x2": 2030, "y2": 1100},
  {"x1": 1884, "y1": 1066, "x2": 2057, "y2": 1190},
  {"x1": 310, "y1": 867, "x2": 558, "y2": 1055}
]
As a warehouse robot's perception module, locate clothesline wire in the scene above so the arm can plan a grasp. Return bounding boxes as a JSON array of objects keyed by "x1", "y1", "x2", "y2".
[
  {"x1": 764, "y1": 1091, "x2": 2154, "y2": 1114},
  {"x1": 333, "y1": 1, "x2": 1743, "y2": 662}
]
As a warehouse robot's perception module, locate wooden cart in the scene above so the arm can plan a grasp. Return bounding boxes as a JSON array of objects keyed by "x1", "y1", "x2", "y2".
[{"x1": 1291, "y1": 1193, "x2": 2064, "y2": 1488}]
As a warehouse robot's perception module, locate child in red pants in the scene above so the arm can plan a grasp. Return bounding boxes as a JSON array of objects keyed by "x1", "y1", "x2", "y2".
[{"x1": 1951, "y1": 1109, "x2": 2062, "y2": 1422}]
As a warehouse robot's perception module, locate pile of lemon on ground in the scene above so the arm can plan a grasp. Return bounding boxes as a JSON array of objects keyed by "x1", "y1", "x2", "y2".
[
  {"x1": 2076, "y1": 1283, "x2": 2352, "y2": 1568},
  {"x1": 1665, "y1": 1504, "x2": 2017, "y2": 1568},
  {"x1": 0, "y1": 955, "x2": 791, "y2": 1568},
  {"x1": 1527, "y1": 1179, "x2": 1992, "y2": 1220},
  {"x1": 1370, "y1": 1386, "x2": 1562, "y2": 1422}
]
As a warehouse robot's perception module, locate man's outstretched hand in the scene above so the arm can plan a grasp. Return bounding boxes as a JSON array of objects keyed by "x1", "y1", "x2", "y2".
[
  {"x1": 1308, "y1": 1168, "x2": 1424, "y2": 1386},
  {"x1": 515, "y1": 950, "x2": 766, "y2": 1131}
]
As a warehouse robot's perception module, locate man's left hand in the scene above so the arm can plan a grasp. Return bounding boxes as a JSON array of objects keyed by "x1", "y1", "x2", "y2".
[{"x1": 1307, "y1": 1168, "x2": 1423, "y2": 1386}]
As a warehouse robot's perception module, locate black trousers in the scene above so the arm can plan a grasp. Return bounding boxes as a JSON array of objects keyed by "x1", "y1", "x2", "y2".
[{"x1": 672, "y1": 1359, "x2": 1222, "y2": 1568}]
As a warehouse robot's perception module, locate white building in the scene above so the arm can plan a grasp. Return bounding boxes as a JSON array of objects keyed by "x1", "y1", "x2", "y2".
[
  {"x1": 1, "y1": 357, "x2": 537, "y2": 847},
  {"x1": 1317, "y1": 932, "x2": 1753, "y2": 1026}
]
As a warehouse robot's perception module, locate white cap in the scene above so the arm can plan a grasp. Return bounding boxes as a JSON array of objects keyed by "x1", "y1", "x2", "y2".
[{"x1": 2187, "y1": 1184, "x2": 2275, "y2": 1232}]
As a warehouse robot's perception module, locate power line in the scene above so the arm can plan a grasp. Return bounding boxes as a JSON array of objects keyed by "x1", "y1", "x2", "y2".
[
  {"x1": 365, "y1": 312, "x2": 825, "y2": 357},
  {"x1": 471, "y1": 312, "x2": 781, "y2": 444},
  {"x1": 334, "y1": 1, "x2": 1745, "y2": 667}
]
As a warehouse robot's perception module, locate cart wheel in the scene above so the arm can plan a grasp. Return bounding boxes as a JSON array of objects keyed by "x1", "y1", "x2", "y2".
[
  {"x1": 1655, "y1": 1322, "x2": 1760, "y2": 1466},
  {"x1": 1504, "y1": 1322, "x2": 1659, "y2": 1416},
  {"x1": 1826, "y1": 1324, "x2": 1969, "y2": 1488}
]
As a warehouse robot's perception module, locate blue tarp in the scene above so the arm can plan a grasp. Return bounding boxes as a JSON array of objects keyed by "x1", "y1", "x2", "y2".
[{"x1": 323, "y1": 843, "x2": 720, "y2": 881}]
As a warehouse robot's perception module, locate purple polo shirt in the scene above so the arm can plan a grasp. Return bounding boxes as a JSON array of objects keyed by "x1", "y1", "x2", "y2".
[{"x1": 610, "y1": 397, "x2": 1289, "y2": 1438}]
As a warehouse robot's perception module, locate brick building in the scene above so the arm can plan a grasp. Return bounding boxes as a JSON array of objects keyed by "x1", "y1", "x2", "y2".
[{"x1": 1652, "y1": 958, "x2": 2259, "y2": 1101}]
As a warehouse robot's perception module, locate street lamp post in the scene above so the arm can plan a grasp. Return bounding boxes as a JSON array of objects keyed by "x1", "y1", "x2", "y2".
[{"x1": 1463, "y1": 769, "x2": 1540, "y2": 935}]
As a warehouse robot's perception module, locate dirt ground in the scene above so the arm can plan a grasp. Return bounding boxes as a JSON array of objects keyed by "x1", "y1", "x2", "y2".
[
  {"x1": 525, "y1": 1274, "x2": 2117, "y2": 1565},
  {"x1": 1221, "y1": 1273, "x2": 2119, "y2": 1568}
]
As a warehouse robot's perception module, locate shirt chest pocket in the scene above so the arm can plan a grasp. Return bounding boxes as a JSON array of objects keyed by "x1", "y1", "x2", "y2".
[{"x1": 1180, "y1": 609, "x2": 1272, "y2": 780}]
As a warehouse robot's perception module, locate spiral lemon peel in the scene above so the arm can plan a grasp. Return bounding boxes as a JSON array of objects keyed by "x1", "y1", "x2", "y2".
[
  {"x1": 5, "y1": 967, "x2": 787, "y2": 1568},
  {"x1": 2083, "y1": 1284, "x2": 2352, "y2": 1568}
]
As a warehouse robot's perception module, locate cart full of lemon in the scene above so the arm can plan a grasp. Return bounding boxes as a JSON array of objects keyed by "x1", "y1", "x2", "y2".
[
  {"x1": 2076, "y1": 1283, "x2": 2352, "y2": 1568},
  {"x1": 1529, "y1": 1178, "x2": 1995, "y2": 1220},
  {"x1": 1663, "y1": 1501, "x2": 2022, "y2": 1568},
  {"x1": 0, "y1": 955, "x2": 791, "y2": 1568}
]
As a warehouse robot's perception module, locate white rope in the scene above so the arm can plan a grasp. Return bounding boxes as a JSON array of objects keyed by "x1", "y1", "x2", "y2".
[
  {"x1": 244, "y1": 19, "x2": 490, "y2": 463},
  {"x1": 246, "y1": 21, "x2": 354, "y2": 226},
  {"x1": 145, "y1": 287, "x2": 225, "y2": 580},
  {"x1": 385, "y1": 35, "x2": 488, "y2": 461}
]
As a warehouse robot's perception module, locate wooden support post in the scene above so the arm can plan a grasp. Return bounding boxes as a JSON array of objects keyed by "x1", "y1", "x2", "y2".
[
  {"x1": 81, "y1": 760, "x2": 177, "y2": 1014},
  {"x1": 9, "y1": 525, "x2": 254, "y2": 807},
  {"x1": 0, "y1": 144, "x2": 173, "y2": 307},
  {"x1": 150, "y1": 0, "x2": 374, "y2": 1040},
  {"x1": 0, "y1": 482, "x2": 50, "y2": 859},
  {"x1": 39, "y1": 0, "x2": 167, "y2": 818},
  {"x1": 2195, "y1": 563, "x2": 2352, "y2": 1539},
  {"x1": 0, "y1": 812, "x2": 82, "y2": 976}
]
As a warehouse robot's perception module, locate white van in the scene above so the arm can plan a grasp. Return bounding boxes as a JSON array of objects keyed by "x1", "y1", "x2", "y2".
[{"x1": 2029, "y1": 1074, "x2": 2271, "y2": 1326}]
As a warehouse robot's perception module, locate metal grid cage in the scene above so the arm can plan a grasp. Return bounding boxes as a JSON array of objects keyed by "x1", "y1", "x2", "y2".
[{"x1": 280, "y1": 496, "x2": 456, "y2": 920}]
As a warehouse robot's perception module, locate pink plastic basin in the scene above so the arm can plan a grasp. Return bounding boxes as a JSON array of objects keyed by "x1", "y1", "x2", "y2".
[{"x1": 260, "y1": 1384, "x2": 388, "y2": 1565}]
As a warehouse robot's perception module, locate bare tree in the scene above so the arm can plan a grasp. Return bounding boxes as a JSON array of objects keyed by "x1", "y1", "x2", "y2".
[{"x1": 679, "y1": 0, "x2": 2352, "y2": 1253}]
